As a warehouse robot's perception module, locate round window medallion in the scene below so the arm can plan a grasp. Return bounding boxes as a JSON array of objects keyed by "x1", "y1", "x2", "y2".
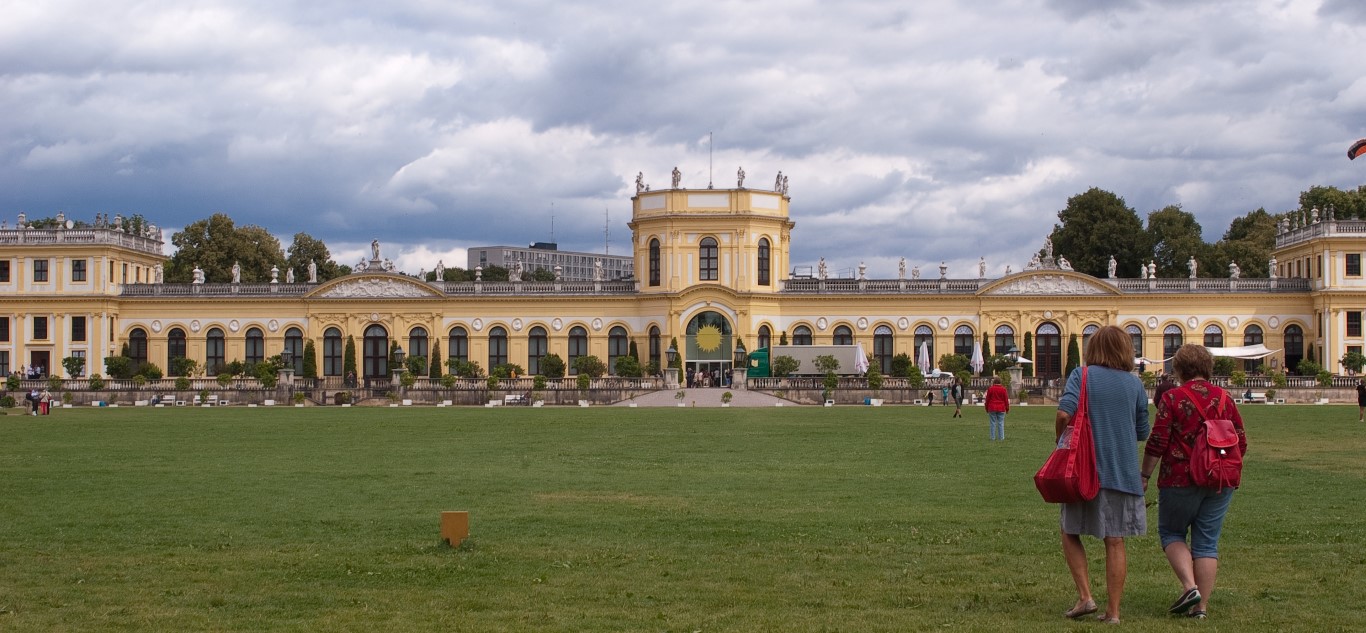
[
  {"x1": 228, "y1": 319, "x2": 240, "y2": 333},
  {"x1": 1228, "y1": 316, "x2": 1239, "y2": 329},
  {"x1": 1269, "y1": 316, "x2": 1280, "y2": 329},
  {"x1": 898, "y1": 317, "x2": 910, "y2": 331},
  {"x1": 552, "y1": 318, "x2": 563, "y2": 332},
  {"x1": 1146, "y1": 317, "x2": 1158, "y2": 330},
  {"x1": 816, "y1": 317, "x2": 828, "y2": 331},
  {"x1": 1187, "y1": 317, "x2": 1198, "y2": 329},
  {"x1": 471, "y1": 318, "x2": 483, "y2": 332},
  {"x1": 267, "y1": 319, "x2": 279, "y2": 333},
  {"x1": 150, "y1": 320, "x2": 162, "y2": 333},
  {"x1": 856, "y1": 317, "x2": 869, "y2": 330},
  {"x1": 1044, "y1": 310, "x2": 1053, "y2": 319},
  {"x1": 370, "y1": 313, "x2": 380, "y2": 322},
  {"x1": 938, "y1": 317, "x2": 950, "y2": 330},
  {"x1": 190, "y1": 320, "x2": 201, "y2": 333},
  {"x1": 592, "y1": 318, "x2": 604, "y2": 332},
  {"x1": 512, "y1": 318, "x2": 523, "y2": 332}
]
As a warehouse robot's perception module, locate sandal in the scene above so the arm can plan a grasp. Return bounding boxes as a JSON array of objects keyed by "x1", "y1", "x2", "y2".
[
  {"x1": 1095, "y1": 613, "x2": 1121, "y2": 624},
  {"x1": 1063, "y1": 599, "x2": 1097, "y2": 619},
  {"x1": 1168, "y1": 587, "x2": 1201, "y2": 614},
  {"x1": 1188, "y1": 610, "x2": 1207, "y2": 620}
]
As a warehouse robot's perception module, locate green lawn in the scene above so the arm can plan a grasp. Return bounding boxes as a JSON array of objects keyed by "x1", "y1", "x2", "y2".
[{"x1": 1, "y1": 403, "x2": 1363, "y2": 632}]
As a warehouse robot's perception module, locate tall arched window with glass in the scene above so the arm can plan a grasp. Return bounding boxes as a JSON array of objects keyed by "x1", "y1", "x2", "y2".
[
  {"x1": 757, "y1": 325, "x2": 771, "y2": 351},
  {"x1": 1081, "y1": 325, "x2": 1097, "y2": 359},
  {"x1": 488, "y1": 327, "x2": 508, "y2": 370},
  {"x1": 874, "y1": 325, "x2": 894, "y2": 374},
  {"x1": 648, "y1": 326, "x2": 661, "y2": 372},
  {"x1": 1243, "y1": 325, "x2": 1264, "y2": 373},
  {"x1": 994, "y1": 325, "x2": 1016, "y2": 356},
  {"x1": 954, "y1": 325, "x2": 974, "y2": 357},
  {"x1": 449, "y1": 327, "x2": 468, "y2": 365},
  {"x1": 285, "y1": 327, "x2": 304, "y2": 374},
  {"x1": 206, "y1": 328, "x2": 225, "y2": 375},
  {"x1": 167, "y1": 328, "x2": 186, "y2": 376},
  {"x1": 833, "y1": 325, "x2": 853, "y2": 346},
  {"x1": 323, "y1": 327, "x2": 343, "y2": 376},
  {"x1": 363, "y1": 325, "x2": 388, "y2": 379},
  {"x1": 757, "y1": 238, "x2": 771, "y2": 286},
  {"x1": 1163, "y1": 325, "x2": 1183, "y2": 373},
  {"x1": 608, "y1": 326, "x2": 629, "y2": 374},
  {"x1": 1203, "y1": 324, "x2": 1223, "y2": 348},
  {"x1": 793, "y1": 325, "x2": 812, "y2": 346},
  {"x1": 568, "y1": 326, "x2": 588, "y2": 374},
  {"x1": 528, "y1": 326, "x2": 548, "y2": 375},
  {"x1": 1126, "y1": 324, "x2": 1144, "y2": 361},
  {"x1": 1283, "y1": 324, "x2": 1304, "y2": 373},
  {"x1": 408, "y1": 327, "x2": 429, "y2": 374},
  {"x1": 129, "y1": 328, "x2": 149, "y2": 371},
  {"x1": 648, "y1": 238, "x2": 661, "y2": 287},
  {"x1": 699, "y1": 237, "x2": 718, "y2": 281},
  {"x1": 245, "y1": 327, "x2": 264, "y2": 365},
  {"x1": 914, "y1": 325, "x2": 934, "y2": 365}
]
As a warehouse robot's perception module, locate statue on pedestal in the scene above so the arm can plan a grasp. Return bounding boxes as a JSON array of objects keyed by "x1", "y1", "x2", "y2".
[
  {"x1": 154, "y1": 263, "x2": 164, "y2": 284},
  {"x1": 1107, "y1": 255, "x2": 1117, "y2": 279},
  {"x1": 371, "y1": 239, "x2": 381, "y2": 261},
  {"x1": 898, "y1": 257, "x2": 906, "y2": 280},
  {"x1": 434, "y1": 260, "x2": 445, "y2": 281},
  {"x1": 671, "y1": 166, "x2": 682, "y2": 189},
  {"x1": 978, "y1": 257, "x2": 986, "y2": 278},
  {"x1": 231, "y1": 261, "x2": 241, "y2": 284},
  {"x1": 817, "y1": 258, "x2": 828, "y2": 280},
  {"x1": 1269, "y1": 256, "x2": 1278, "y2": 279},
  {"x1": 635, "y1": 172, "x2": 645, "y2": 194},
  {"x1": 911, "y1": 265, "x2": 920, "y2": 280},
  {"x1": 1188, "y1": 256, "x2": 1198, "y2": 279},
  {"x1": 774, "y1": 171, "x2": 783, "y2": 192},
  {"x1": 737, "y1": 166, "x2": 745, "y2": 188},
  {"x1": 286, "y1": 268, "x2": 295, "y2": 284},
  {"x1": 308, "y1": 260, "x2": 317, "y2": 283},
  {"x1": 1058, "y1": 256, "x2": 1072, "y2": 271},
  {"x1": 1228, "y1": 261, "x2": 1240, "y2": 279}
]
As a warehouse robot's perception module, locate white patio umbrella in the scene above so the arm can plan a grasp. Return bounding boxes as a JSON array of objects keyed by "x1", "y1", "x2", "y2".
[
  {"x1": 917, "y1": 341, "x2": 931, "y2": 374},
  {"x1": 855, "y1": 342, "x2": 870, "y2": 373},
  {"x1": 970, "y1": 340, "x2": 985, "y2": 374}
]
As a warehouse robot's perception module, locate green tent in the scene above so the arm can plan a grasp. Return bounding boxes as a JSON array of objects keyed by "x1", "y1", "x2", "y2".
[{"x1": 746, "y1": 347, "x2": 770, "y2": 378}]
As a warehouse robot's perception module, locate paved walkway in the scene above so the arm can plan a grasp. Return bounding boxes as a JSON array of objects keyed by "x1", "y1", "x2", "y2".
[{"x1": 614, "y1": 387, "x2": 799, "y2": 407}]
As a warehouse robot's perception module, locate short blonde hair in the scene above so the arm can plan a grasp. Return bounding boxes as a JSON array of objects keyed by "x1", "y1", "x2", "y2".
[
  {"x1": 1083, "y1": 325, "x2": 1135, "y2": 371},
  {"x1": 1171, "y1": 344, "x2": 1213, "y2": 381}
]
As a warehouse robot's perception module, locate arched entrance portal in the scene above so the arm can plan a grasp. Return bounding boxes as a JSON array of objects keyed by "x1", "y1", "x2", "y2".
[
  {"x1": 1035, "y1": 323, "x2": 1062, "y2": 381},
  {"x1": 685, "y1": 310, "x2": 735, "y2": 387},
  {"x1": 364, "y1": 324, "x2": 389, "y2": 383}
]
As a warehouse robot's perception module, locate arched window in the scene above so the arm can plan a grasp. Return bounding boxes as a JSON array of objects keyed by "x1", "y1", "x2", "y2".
[
  {"x1": 449, "y1": 327, "x2": 468, "y2": 363},
  {"x1": 994, "y1": 325, "x2": 1016, "y2": 354},
  {"x1": 528, "y1": 326, "x2": 548, "y2": 375},
  {"x1": 1243, "y1": 325, "x2": 1264, "y2": 372},
  {"x1": 648, "y1": 326, "x2": 661, "y2": 371},
  {"x1": 568, "y1": 326, "x2": 588, "y2": 374},
  {"x1": 648, "y1": 238, "x2": 661, "y2": 287},
  {"x1": 488, "y1": 326, "x2": 508, "y2": 369},
  {"x1": 699, "y1": 237, "x2": 718, "y2": 281},
  {"x1": 793, "y1": 325, "x2": 812, "y2": 346},
  {"x1": 1204, "y1": 324, "x2": 1224, "y2": 348},
  {"x1": 285, "y1": 327, "x2": 304, "y2": 374},
  {"x1": 1081, "y1": 324, "x2": 1098, "y2": 357},
  {"x1": 1126, "y1": 324, "x2": 1144, "y2": 359},
  {"x1": 1035, "y1": 323, "x2": 1062, "y2": 379},
  {"x1": 757, "y1": 325, "x2": 771, "y2": 350},
  {"x1": 954, "y1": 325, "x2": 974, "y2": 357},
  {"x1": 833, "y1": 325, "x2": 853, "y2": 346},
  {"x1": 608, "y1": 326, "x2": 629, "y2": 374},
  {"x1": 245, "y1": 327, "x2": 264, "y2": 365},
  {"x1": 914, "y1": 325, "x2": 934, "y2": 363},
  {"x1": 206, "y1": 327, "x2": 225, "y2": 375},
  {"x1": 364, "y1": 325, "x2": 388, "y2": 379},
  {"x1": 1284, "y1": 325, "x2": 1304, "y2": 374},
  {"x1": 874, "y1": 325, "x2": 894, "y2": 374},
  {"x1": 323, "y1": 327, "x2": 343, "y2": 376},
  {"x1": 757, "y1": 237, "x2": 771, "y2": 286},
  {"x1": 129, "y1": 328, "x2": 148, "y2": 371},
  {"x1": 1163, "y1": 325, "x2": 1183, "y2": 373},
  {"x1": 408, "y1": 327, "x2": 429, "y2": 374},
  {"x1": 167, "y1": 328, "x2": 186, "y2": 376}
]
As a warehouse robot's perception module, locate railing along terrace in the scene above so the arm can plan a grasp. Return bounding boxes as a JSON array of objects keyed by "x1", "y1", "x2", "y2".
[
  {"x1": 0, "y1": 227, "x2": 163, "y2": 255},
  {"x1": 1275, "y1": 219, "x2": 1366, "y2": 248},
  {"x1": 784, "y1": 276, "x2": 1310, "y2": 294},
  {"x1": 123, "y1": 280, "x2": 639, "y2": 297}
]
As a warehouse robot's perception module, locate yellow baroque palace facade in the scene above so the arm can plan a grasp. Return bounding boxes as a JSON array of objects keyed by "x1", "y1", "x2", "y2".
[{"x1": 2, "y1": 187, "x2": 1362, "y2": 383}]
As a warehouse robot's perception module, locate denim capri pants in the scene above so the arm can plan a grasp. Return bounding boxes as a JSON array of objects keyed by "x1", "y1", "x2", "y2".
[{"x1": 1158, "y1": 486, "x2": 1235, "y2": 559}]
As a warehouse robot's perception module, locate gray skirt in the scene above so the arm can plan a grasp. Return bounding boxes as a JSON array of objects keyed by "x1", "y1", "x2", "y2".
[{"x1": 1060, "y1": 488, "x2": 1147, "y2": 538}]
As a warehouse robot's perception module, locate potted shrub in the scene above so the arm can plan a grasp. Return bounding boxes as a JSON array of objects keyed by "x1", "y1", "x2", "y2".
[
  {"x1": 721, "y1": 391, "x2": 733, "y2": 406},
  {"x1": 675, "y1": 389, "x2": 686, "y2": 407},
  {"x1": 334, "y1": 391, "x2": 352, "y2": 406},
  {"x1": 1264, "y1": 388, "x2": 1277, "y2": 404},
  {"x1": 293, "y1": 392, "x2": 307, "y2": 406},
  {"x1": 1017, "y1": 388, "x2": 1029, "y2": 404}
]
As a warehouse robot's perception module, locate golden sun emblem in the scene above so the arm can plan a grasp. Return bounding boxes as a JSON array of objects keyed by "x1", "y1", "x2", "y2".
[{"x1": 695, "y1": 325, "x2": 723, "y2": 352}]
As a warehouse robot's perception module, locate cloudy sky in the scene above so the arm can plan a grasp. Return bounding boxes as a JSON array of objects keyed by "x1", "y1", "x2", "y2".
[{"x1": 3, "y1": 0, "x2": 1365, "y2": 278}]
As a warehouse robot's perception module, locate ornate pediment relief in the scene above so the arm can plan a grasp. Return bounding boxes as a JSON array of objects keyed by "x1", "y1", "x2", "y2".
[
  {"x1": 981, "y1": 273, "x2": 1117, "y2": 296},
  {"x1": 313, "y1": 276, "x2": 440, "y2": 299}
]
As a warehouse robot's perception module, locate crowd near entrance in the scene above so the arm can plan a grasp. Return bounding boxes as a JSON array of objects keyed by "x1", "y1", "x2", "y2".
[{"x1": 684, "y1": 310, "x2": 735, "y2": 387}]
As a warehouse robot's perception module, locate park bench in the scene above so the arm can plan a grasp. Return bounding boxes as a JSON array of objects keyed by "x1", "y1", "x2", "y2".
[
  {"x1": 1237, "y1": 392, "x2": 1267, "y2": 404},
  {"x1": 503, "y1": 394, "x2": 526, "y2": 406}
]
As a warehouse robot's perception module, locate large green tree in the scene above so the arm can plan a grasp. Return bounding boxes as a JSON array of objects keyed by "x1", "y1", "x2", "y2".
[
  {"x1": 286, "y1": 232, "x2": 348, "y2": 283},
  {"x1": 1048, "y1": 188, "x2": 1147, "y2": 278},
  {"x1": 1299, "y1": 185, "x2": 1366, "y2": 220},
  {"x1": 167, "y1": 213, "x2": 286, "y2": 283},
  {"x1": 1145, "y1": 205, "x2": 1211, "y2": 277},
  {"x1": 1212, "y1": 208, "x2": 1277, "y2": 278}
]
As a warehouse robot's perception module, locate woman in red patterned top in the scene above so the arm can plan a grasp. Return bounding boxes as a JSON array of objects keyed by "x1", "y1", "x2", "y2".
[{"x1": 1142, "y1": 344, "x2": 1248, "y2": 620}]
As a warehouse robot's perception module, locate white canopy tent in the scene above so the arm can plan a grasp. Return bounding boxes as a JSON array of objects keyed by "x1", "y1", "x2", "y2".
[{"x1": 1146, "y1": 344, "x2": 1281, "y2": 365}]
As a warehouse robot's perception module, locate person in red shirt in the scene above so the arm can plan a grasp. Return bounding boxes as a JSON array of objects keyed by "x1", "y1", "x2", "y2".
[
  {"x1": 1142, "y1": 344, "x2": 1248, "y2": 620},
  {"x1": 984, "y1": 376, "x2": 1010, "y2": 440}
]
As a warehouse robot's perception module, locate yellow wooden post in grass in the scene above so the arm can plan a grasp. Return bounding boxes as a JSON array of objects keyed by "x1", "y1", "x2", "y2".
[{"x1": 441, "y1": 511, "x2": 469, "y2": 546}]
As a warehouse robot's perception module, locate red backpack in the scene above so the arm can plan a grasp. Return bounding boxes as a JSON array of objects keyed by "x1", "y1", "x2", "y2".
[{"x1": 1183, "y1": 387, "x2": 1243, "y2": 492}]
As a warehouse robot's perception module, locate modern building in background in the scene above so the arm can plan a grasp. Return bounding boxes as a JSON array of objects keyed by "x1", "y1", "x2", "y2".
[
  {"x1": 466, "y1": 243, "x2": 633, "y2": 281},
  {"x1": 1, "y1": 179, "x2": 1358, "y2": 385}
]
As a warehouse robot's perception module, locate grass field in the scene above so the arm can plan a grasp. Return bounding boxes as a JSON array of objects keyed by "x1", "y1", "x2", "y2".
[{"x1": 2, "y1": 403, "x2": 1364, "y2": 632}]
